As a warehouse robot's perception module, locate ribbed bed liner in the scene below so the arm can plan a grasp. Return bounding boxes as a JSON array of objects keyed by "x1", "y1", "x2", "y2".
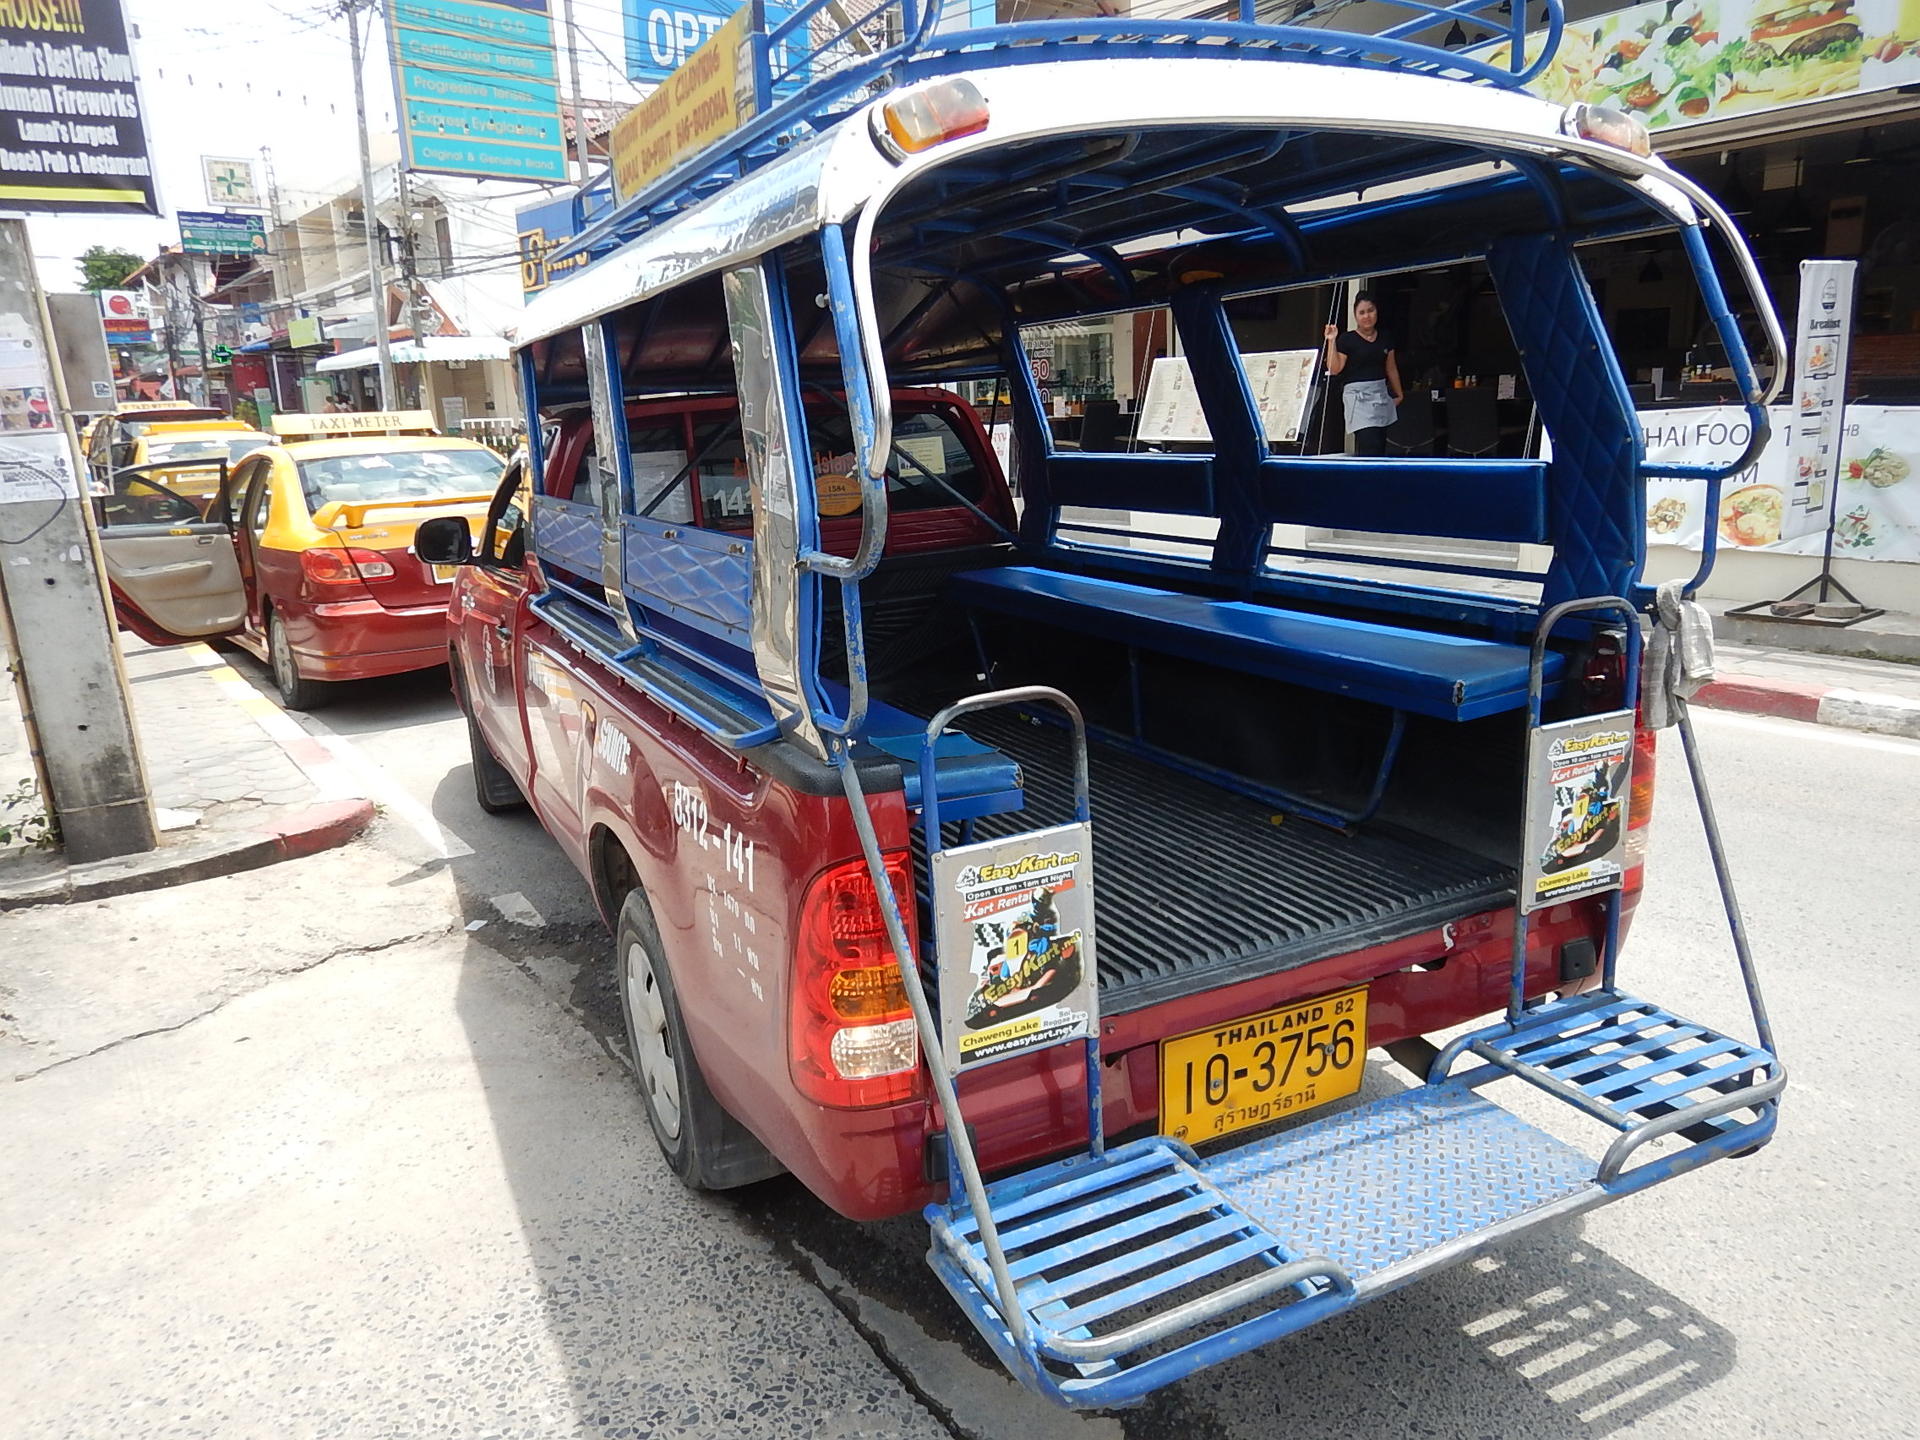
[{"x1": 942, "y1": 712, "x2": 1513, "y2": 1014}]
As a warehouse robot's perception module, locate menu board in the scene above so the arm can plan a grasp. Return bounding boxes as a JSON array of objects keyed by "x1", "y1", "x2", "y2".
[
  {"x1": 1491, "y1": 0, "x2": 1920, "y2": 134},
  {"x1": 1137, "y1": 350, "x2": 1320, "y2": 445},
  {"x1": 1629, "y1": 403, "x2": 1920, "y2": 562},
  {"x1": 1780, "y1": 260, "x2": 1855, "y2": 542}
]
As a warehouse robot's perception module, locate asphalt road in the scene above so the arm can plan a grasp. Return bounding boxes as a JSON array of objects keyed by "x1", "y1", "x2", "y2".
[{"x1": 227, "y1": 653, "x2": 1920, "y2": 1439}]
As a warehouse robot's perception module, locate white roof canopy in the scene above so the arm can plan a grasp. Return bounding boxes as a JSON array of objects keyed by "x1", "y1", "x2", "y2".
[{"x1": 316, "y1": 334, "x2": 512, "y2": 372}]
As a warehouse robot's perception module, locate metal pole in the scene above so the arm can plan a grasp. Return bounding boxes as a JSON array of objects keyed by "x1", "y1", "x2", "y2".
[
  {"x1": 559, "y1": 0, "x2": 592, "y2": 184},
  {"x1": 346, "y1": 0, "x2": 397, "y2": 410},
  {"x1": 0, "y1": 219, "x2": 157, "y2": 862},
  {"x1": 393, "y1": 163, "x2": 435, "y2": 414}
]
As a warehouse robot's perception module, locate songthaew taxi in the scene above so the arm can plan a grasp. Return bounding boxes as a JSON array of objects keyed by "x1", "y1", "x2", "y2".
[
  {"x1": 98, "y1": 409, "x2": 502, "y2": 709},
  {"x1": 416, "y1": 0, "x2": 1786, "y2": 1408}
]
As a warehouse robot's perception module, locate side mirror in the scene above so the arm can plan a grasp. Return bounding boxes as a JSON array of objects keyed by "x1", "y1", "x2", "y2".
[{"x1": 414, "y1": 514, "x2": 475, "y2": 566}]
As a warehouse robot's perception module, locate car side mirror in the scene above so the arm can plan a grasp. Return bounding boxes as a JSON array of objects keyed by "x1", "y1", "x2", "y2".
[{"x1": 414, "y1": 514, "x2": 474, "y2": 566}]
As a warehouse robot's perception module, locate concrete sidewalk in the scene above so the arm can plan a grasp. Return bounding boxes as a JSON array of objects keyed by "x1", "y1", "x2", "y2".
[{"x1": 0, "y1": 637, "x2": 371, "y2": 907}]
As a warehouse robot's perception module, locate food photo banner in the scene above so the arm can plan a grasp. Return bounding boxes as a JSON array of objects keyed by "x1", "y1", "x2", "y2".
[
  {"x1": 1638, "y1": 403, "x2": 1920, "y2": 560},
  {"x1": 1491, "y1": 0, "x2": 1920, "y2": 132}
]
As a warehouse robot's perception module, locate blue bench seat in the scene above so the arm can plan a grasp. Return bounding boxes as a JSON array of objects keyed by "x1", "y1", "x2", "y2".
[{"x1": 951, "y1": 566, "x2": 1562, "y2": 722}]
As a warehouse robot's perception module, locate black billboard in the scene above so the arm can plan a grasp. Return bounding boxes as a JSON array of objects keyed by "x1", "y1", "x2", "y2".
[{"x1": 0, "y1": 0, "x2": 157, "y2": 215}]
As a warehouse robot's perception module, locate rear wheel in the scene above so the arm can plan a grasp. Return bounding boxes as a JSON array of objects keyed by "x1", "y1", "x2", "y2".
[
  {"x1": 615, "y1": 888, "x2": 782, "y2": 1190},
  {"x1": 267, "y1": 608, "x2": 332, "y2": 711}
]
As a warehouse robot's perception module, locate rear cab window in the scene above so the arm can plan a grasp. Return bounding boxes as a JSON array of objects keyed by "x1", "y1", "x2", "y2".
[{"x1": 297, "y1": 446, "x2": 503, "y2": 513}]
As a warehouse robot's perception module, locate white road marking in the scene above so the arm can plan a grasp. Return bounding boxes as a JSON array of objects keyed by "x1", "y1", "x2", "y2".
[
  {"x1": 490, "y1": 891, "x2": 545, "y2": 927},
  {"x1": 301, "y1": 726, "x2": 476, "y2": 859}
]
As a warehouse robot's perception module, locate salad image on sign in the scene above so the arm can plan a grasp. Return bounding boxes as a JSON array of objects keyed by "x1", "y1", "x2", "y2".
[{"x1": 931, "y1": 823, "x2": 1098, "y2": 1071}]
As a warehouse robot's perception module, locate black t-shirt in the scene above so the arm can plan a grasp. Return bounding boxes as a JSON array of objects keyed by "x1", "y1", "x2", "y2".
[{"x1": 1337, "y1": 329, "x2": 1392, "y2": 384}]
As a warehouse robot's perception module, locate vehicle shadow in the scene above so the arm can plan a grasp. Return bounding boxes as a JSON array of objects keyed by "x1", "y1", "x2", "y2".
[{"x1": 426, "y1": 762, "x2": 958, "y2": 1436}]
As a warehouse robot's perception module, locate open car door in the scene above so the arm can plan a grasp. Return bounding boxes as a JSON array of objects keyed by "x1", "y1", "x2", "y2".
[{"x1": 95, "y1": 467, "x2": 246, "y2": 644}]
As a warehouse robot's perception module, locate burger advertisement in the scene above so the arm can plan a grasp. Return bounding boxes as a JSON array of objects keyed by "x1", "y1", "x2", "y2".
[{"x1": 1499, "y1": 0, "x2": 1920, "y2": 131}]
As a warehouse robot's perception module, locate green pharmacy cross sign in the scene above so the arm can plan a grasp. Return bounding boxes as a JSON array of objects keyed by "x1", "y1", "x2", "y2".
[{"x1": 178, "y1": 211, "x2": 267, "y2": 255}]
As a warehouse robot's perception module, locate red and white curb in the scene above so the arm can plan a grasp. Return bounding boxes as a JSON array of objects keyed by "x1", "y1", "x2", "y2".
[{"x1": 1694, "y1": 675, "x2": 1920, "y2": 739}]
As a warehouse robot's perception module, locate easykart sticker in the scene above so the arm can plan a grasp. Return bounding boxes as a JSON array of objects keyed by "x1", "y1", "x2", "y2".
[
  {"x1": 1521, "y1": 710, "x2": 1634, "y2": 914},
  {"x1": 931, "y1": 823, "x2": 1098, "y2": 1071}
]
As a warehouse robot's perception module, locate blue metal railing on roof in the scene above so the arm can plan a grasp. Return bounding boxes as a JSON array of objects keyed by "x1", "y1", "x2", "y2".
[{"x1": 549, "y1": 0, "x2": 1564, "y2": 267}]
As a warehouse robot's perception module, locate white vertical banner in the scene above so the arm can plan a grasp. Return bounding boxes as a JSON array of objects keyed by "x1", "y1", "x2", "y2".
[{"x1": 1781, "y1": 259, "x2": 1856, "y2": 543}]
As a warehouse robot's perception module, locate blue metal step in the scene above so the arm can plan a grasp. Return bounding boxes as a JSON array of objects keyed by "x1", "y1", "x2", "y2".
[
  {"x1": 927, "y1": 1080, "x2": 1609, "y2": 1409},
  {"x1": 926, "y1": 993, "x2": 1782, "y2": 1408},
  {"x1": 1433, "y1": 989, "x2": 1785, "y2": 1190}
]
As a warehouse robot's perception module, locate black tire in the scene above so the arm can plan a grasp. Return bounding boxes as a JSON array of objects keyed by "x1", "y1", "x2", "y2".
[
  {"x1": 615, "y1": 889, "x2": 783, "y2": 1190},
  {"x1": 267, "y1": 607, "x2": 332, "y2": 711},
  {"x1": 453, "y1": 660, "x2": 525, "y2": 813}
]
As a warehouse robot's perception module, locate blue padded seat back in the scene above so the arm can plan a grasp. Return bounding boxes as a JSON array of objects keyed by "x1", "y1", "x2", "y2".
[
  {"x1": 1256, "y1": 458, "x2": 1550, "y2": 544},
  {"x1": 954, "y1": 565, "x2": 1561, "y2": 722},
  {"x1": 1487, "y1": 235, "x2": 1644, "y2": 609}
]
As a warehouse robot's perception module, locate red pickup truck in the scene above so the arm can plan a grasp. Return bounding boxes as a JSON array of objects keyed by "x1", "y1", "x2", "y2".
[{"x1": 440, "y1": 386, "x2": 1652, "y2": 1221}]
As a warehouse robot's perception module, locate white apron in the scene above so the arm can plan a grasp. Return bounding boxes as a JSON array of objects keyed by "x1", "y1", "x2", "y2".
[{"x1": 1342, "y1": 378, "x2": 1396, "y2": 434}]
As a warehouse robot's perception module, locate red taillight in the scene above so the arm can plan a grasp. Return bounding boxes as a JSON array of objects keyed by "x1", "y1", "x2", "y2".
[
  {"x1": 301, "y1": 546, "x2": 396, "y2": 588},
  {"x1": 1623, "y1": 720, "x2": 1658, "y2": 877},
  {"x1": 1582, "y1": 630, "x2": 1629, "y2": 708},
  {"x1": 790, "y1": 852, "x2": 922, "y2": 1108}
]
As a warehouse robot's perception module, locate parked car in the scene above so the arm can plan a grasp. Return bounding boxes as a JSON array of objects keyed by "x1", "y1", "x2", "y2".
[
  {"x1": 122, "y1": 421, "x2": 276, "y2": 505},
  {"x1": 96, "y1": 410, "x2": 503, "y2": 708},
  {"x1": 84, "y1": 402, "x2": 227, "y2": 491}
]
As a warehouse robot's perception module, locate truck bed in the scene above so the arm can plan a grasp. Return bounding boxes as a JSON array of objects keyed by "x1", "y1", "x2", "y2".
[{"x1": 940, "y1": 713, "x2": 1513, "y2": 1015}]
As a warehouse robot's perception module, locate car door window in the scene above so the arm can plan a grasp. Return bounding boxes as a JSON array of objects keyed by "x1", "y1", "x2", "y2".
[
  {"x1": 99, "y1": 474, "x2": 201, "y2": 528},
  {"x1": 222, "y1": 457, "x2": 260, "y2": 529},
  {"x1": 246, "y1": 464, "x2": 273, "y2": 542},
  {"x1": 482, "y1": 461, "x2": 530, "y2": 567}
]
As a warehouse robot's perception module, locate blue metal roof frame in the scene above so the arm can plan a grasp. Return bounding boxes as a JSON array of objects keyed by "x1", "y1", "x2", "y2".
[{"x1": 552, "y1": 0, "x2": 1565, "y2": 267}]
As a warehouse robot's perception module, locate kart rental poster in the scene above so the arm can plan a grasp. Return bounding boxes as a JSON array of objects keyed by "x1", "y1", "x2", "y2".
[{"x1": 931, "y1": 823, "x2": 1098, "y2": 1071}]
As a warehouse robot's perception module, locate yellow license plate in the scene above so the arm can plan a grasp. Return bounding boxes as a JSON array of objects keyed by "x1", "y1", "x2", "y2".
[
  {"x1": 431, "y1": 563, "x2": 459, "y2": 583},
  {"x1": 1159, "y1": 985, "x2": 1368, "y2": 1143}
]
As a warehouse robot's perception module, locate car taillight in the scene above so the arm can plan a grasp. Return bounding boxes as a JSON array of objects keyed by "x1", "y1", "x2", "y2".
[
  {"x1": 302, "y1": 546, "x2": 395, "y2": 586},
  {"x1": 1582, "y1": 629, "x2": 1628, "y2": 708},
  {"x1": 1623, "y1": 720, "x2": 1658, "y2": 873},
  {"x1": 791, "y1": 852, "x2": 922, "y2": 1108}
]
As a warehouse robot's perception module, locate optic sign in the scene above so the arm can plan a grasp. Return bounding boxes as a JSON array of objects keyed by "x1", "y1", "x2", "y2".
[{"x1": 622, "y1": 0, "x2": 803, "y2": 85}]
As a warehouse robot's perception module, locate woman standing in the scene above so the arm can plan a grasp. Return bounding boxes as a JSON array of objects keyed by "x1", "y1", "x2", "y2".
[{"x1": 1323, "y1": 293, "x2": 1403, "y2": 457}]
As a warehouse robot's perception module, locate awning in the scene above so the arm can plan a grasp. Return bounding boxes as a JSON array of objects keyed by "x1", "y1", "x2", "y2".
[
  {"x1": 314, "y1": 334, "x2": 512, "y2": 372},
  {"x1": 237, "y1": 339, "x2": 273, "y2": 354},
  {"x1": 316, "y1": 346, "x2": 377, "y2": 373}
]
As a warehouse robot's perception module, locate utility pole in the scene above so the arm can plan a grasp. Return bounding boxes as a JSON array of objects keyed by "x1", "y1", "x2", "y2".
[
  {"x1": 559, "y1": 0, "x2": 593, "y2": 184},
  {"x1": 394, "y1": 163, "x2": 436, "y2": 416},
  {"x1": 345, "y1": 0, "x2": 397, "y2": 410},
  {"x1": 0, "y1": 220, "x2": 156, "y2": 862}
]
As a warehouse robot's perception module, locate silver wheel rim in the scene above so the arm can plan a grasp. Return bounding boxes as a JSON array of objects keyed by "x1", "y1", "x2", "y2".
[
  {"x1": 271, "y1": 617, "x2": 296, "y2": 696},
  {"x1": 625, "y1": 937, "x2": 681, "y2": 1140}
]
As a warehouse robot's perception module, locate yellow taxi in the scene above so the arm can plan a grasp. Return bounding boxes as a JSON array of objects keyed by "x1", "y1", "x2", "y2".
[
  {"x1": 124, "y1": 420, "x2": 276, "y2": 506},
  {"x1": 84, "y1": 401, "x2": 228, "y2": 490},
  {"x1": 97, "y1": 410, "x2": 504, "y2": 708}
]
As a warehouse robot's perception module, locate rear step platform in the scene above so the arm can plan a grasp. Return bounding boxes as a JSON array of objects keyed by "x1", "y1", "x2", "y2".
[{"x1": 928, "y1": 990, "x2": 1781, "y2": 1410}]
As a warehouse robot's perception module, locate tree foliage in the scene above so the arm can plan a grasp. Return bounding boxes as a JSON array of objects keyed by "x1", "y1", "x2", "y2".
[{"x1": 77, "y1": 246, "x2": 143, "y2": 292}]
